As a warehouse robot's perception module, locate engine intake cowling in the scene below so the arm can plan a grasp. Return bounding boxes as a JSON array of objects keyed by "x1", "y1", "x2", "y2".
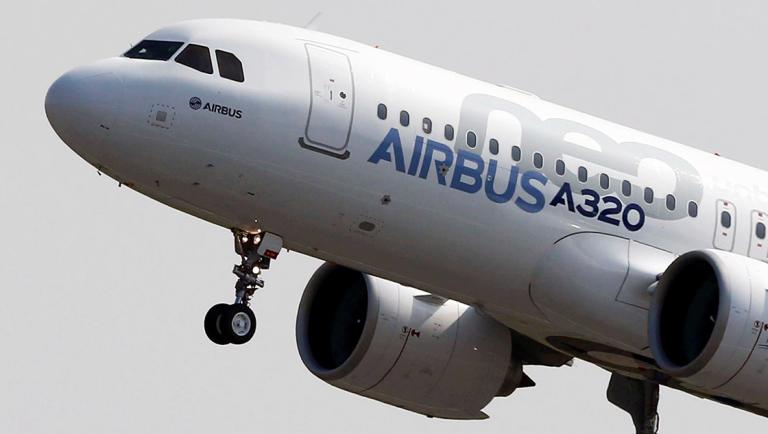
[
  {"x1": 649, "y1": 249, "x2": 768, "y2": 399},
  {"x1": 296, "y1": 263, "x2": 522, "y2": 419}
]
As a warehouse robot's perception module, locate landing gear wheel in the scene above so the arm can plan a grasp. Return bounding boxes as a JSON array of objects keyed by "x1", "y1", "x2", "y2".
[
  {"x1": 220, "y1": 304, "x2": 257, "y2": 345},
  {"x1": 202, "y1": 230, "x2": 282, "y2": 345},
  {"x1": 204, "y1": 303, "x2": 231, "y2": 345}
]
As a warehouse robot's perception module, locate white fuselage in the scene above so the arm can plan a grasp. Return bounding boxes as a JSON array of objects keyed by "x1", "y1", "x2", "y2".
[{"x1": 45, "y1": 19, "x2": 768, "y2": 415}]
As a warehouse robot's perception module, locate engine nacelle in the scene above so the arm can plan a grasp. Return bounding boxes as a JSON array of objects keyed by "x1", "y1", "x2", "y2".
[
  {"x1": 649, "y1": 249, "x2": 768, "y2": 405},
  {"x1": 295, "y1": 263, "x2": 522, "y2": 419}
]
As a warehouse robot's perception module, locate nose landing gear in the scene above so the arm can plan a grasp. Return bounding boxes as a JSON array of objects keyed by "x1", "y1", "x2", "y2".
[{"x1": 204, "y1": 230, "x2": 283, "y2": 345}]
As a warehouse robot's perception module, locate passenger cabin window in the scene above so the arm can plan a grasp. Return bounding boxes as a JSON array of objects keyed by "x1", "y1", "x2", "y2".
[
  {"x1": 216, "y1": 50, "x2": 244, "y2": 82},
  {"x1": 533, "y1": 152, "x2": 543, "y2": 169},
  {"x1": 622, "y1": 180, "x2": 632, "y2": 197},
  {"x1": 377, "y1": 104, "x2": 387, "y2": 120},
  {"x1": 688, "y1": 201, "x2": 699, "y2": 218},
  {"x1": 758, "y1": 222, "x2": 767, "y2": 240},
  {"x1": 175, "y1": 44, "x2": 213, "y2": 74},
  {"x1": 124, "y1": 40, "x2": 184, "y2": 60},
  {"x1": 422, "y1": 118, "x2": 432, "y2": 134},
  {"x1": 721, "y1": 211, "x2": 732, "y2": 228},
  {"x1": 467, "y1": 131, "x2": 477, "y2": 148},
  {"x1": 445, "y1": 124, "x2": 455, "y2": 141},
  {"x1": 511, "y1": 146, "x2": 522, "y2": 162},
  {"x1": 578, "y1": 166, "x2": 588, "y2": 182},
  {"x1": 600, "y1": 173, "x2": 610, "y2": 189},
  {"x1": 555, "y1": 159, "x2": 565, "y2": 176},
  {"x1": 489, "y1": 138, "x2": 499, "y2": 155},
  {"x1": 400, "y1": 111, "x2": 410, "y2": 127},
  {"x1": 644, "y1": 187, "x2": 654, "y2": 204},
  {"x1": 666, "y1": 194, "x2": 676, "y2": 211}
]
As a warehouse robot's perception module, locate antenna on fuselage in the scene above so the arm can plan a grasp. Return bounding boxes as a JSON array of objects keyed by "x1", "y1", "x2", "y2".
[{"x1": 303, "y1": 12, "x2": 323, "y2": 30}]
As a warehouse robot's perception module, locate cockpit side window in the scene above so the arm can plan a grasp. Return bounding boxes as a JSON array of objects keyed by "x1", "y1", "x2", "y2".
[
  {"x1": 175, "y1": 44, "x2": 213, "y2": 74},
  {"x1": 215, "y1": 50, "x2": 245, "y2": 83},
  {"x1": 124, "y1": 40, "x2": 184, "y2": 61}
]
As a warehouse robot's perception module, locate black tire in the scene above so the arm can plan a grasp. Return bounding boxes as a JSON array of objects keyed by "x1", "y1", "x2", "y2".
[
  {"x1": 204, "y1": 303, "x2": 231, "y2": 345},
  {"x1": 220, "y1": 304, "x2": 257, "y2": 345}
]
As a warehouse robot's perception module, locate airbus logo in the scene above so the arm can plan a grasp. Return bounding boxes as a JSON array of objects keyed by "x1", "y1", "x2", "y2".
[{"x1": 189, "y1": 96, "x2": 243, "y2": 119}]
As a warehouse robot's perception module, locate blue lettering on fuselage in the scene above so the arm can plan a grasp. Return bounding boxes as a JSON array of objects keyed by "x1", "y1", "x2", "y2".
[{"x1": 367, "y1": 128, "x2": 645, "y2": 231}]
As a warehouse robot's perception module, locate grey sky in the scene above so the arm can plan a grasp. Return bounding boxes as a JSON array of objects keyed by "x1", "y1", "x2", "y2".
[{"x1": 2, "y1": 1, "x2": 768, "y2": 432}]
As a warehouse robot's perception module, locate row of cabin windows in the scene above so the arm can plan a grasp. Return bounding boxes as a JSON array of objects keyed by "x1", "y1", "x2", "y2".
[
  {"x1": 375, "y1": 104, "x2": 699, "y2": 217},
  {"x1": 377, "y1": 104, "x2": 455, "y2": 140},
  {"x1": 532, "y1": 149, "x2": 694, "y2": 215},
  {"x1": 484, "y1": 133, "x2": 695, "y2": 215}
]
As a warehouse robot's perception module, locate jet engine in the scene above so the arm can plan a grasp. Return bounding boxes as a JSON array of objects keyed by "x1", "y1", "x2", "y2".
[
  {"x1": 649, "y1": 249, "x2": 768, "y2": 405},
  {"x1": 295, "y1": 263, "x2": 526, "y2": 419}
]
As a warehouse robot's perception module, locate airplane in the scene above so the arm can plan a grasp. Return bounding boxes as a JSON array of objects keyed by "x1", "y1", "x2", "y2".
[{"x1": 44, "y1": 18, "x2": 768, "y2": 434}]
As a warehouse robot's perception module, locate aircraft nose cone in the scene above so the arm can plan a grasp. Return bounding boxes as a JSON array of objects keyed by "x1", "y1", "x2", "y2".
[{"x1": 45, "y1": 67, "x2": 123, "y2": 158}]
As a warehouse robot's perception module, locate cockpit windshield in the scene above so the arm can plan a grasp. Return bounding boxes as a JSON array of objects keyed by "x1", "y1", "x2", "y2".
[
  {"x1": 174, "y1": 44, "x2": 214, "y2": 74},
  {"x1": 124, "y1": 39, "x2": 246, "y2": 83},
  {"x1": 216, "y1": 50, "x2": 245, "y2": 82},
  {"x1": 124, "y1": 40, "x2": 184, "y2": 61}
]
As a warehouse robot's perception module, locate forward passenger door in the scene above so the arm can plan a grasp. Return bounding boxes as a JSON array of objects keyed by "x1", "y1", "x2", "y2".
[{"x1": 300, "y1": 44, "x2": 354, "y2": 159}]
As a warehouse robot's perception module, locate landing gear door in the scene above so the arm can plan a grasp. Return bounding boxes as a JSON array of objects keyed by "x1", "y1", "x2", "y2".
[
  {"x1": 749, "y1": 210, "x2": 768, "y2": 260},
  {"x1": 714, "y1": 200, "x2": 736, "y2": 251},
  {"x1": 300, "y1": 44, "x2": 354, "y2": 159}
]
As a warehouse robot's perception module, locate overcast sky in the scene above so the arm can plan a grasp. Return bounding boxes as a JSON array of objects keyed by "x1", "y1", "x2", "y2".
[{"x1": 2, "y1": 1, "x2": 768, "y2": 433}]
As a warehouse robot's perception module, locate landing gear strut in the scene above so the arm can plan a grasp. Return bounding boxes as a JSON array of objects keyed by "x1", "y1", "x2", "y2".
[
  {"x1": 607, "y1": 373, "x2": 660, "y2": 434},
  {"x1": 204, "y1": 230, "x2": 283, "y2": 345}
]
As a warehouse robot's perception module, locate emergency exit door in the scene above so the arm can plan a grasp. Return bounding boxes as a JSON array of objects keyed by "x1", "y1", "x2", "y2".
[
  {"x1": 300, "y1": 44, "x2": 354, "y2": 159},
  {"x1": 714, "y1": 200, "x2": 736, "y2": 251},
  {"x1": 749, "y1": 210, "x2": 768, "y2": 259}
]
